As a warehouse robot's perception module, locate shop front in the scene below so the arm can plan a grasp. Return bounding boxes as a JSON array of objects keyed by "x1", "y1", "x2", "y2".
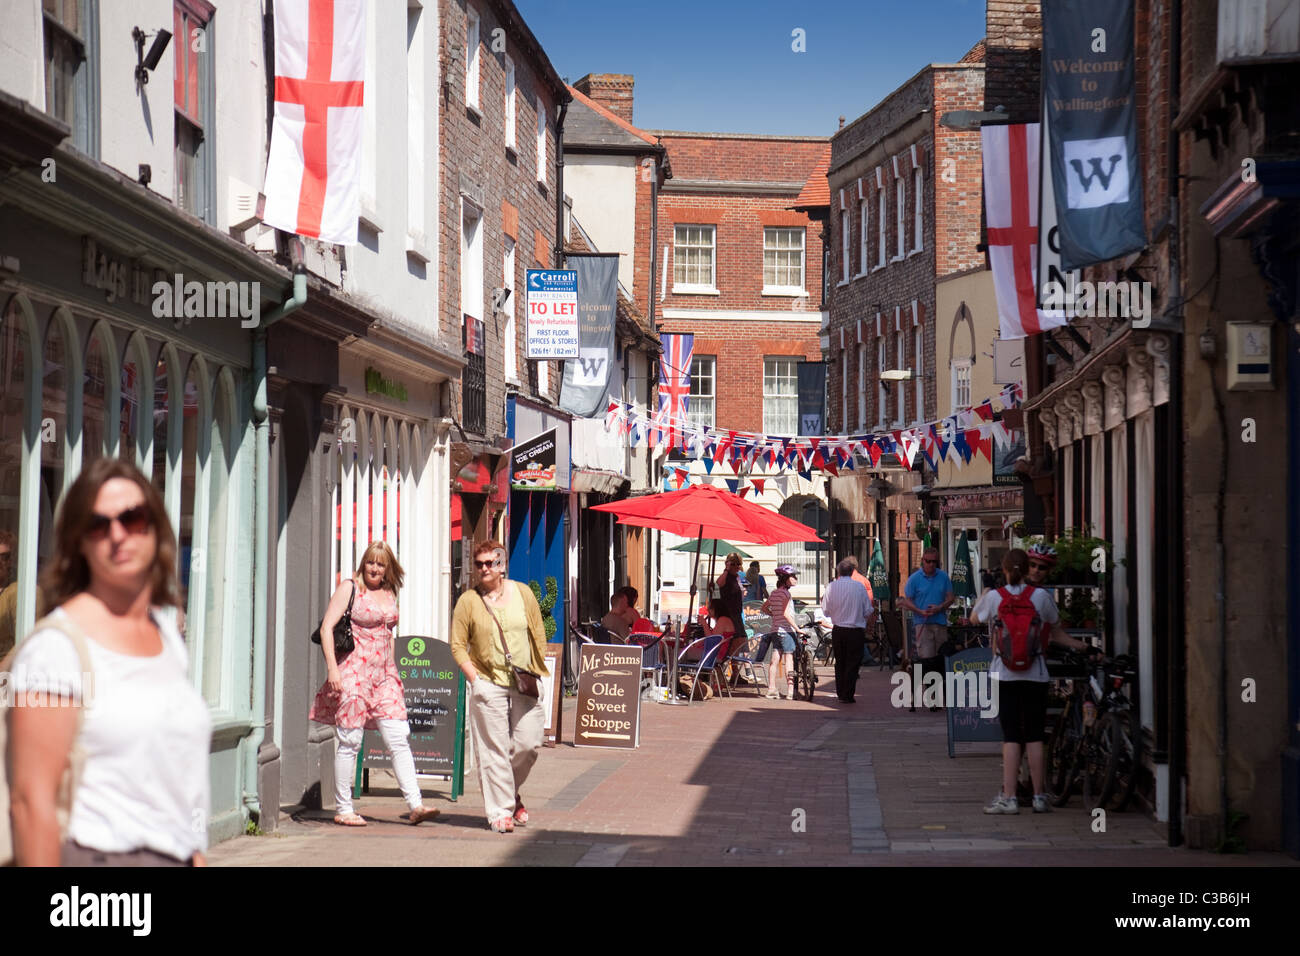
[
  {"x1": 935, "y1": 487, "x2": 1024, "y2": 586},
  {"x1": 0, "y1": 106, "x2": 292, "y2": 841}
]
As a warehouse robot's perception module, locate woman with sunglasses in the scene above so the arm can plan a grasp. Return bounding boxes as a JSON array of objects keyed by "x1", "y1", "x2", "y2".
[
  {"x1": 310, "y1": 540, "x2": 440, "y2": 827},
  {"x1": 450, "y1": 541, "x2": 550, "y2": 833},
  {"x1": 6, "y1": 459, "x2": 210, "y2": 866}
]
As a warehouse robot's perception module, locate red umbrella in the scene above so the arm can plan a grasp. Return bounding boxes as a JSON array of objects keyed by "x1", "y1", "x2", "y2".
[{"x1": 591, "y1": 485, "x2": 822, "y2": 623}]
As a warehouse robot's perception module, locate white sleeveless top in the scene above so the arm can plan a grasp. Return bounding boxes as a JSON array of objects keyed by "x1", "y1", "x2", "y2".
[{"x1": 9, "y1": 607, "x2": 211, "y2": 859}]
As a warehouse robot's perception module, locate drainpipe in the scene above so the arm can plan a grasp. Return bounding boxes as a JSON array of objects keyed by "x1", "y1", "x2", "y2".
[
  {"x1": 1167, "y1": 0, "x2": 1186, "y2": 848},
  {"x1": 646, "y1": 154, "x2": 661, "y2": 607},
  {"x1": 554, "y1": 99, "x2": 568, "y2": 268},
  {"x1": 245, "y1": 267, "x2": 307, "y2": 820}
]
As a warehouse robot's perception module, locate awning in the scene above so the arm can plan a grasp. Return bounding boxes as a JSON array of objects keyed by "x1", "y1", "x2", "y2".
[{"x1": 572, "y1": 468, "x2": 629, "y2": 497}]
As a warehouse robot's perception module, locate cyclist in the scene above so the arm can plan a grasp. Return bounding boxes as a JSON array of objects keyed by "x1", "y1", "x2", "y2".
[
  {"x1": 758, "y1": 565, "x2": 799, "y2": 700},
  {"x1": 972, "y1": 548, "x2": 1096, "y2": 814}
]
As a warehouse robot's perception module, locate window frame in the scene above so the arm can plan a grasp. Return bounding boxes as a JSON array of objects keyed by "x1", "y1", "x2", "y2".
[
  {"x1": 914, "y1": 325, "x2": 924, "y2": 425},
  {"x1": 912, "y1": 167, "x2": 924, "y2": 254},
  {"x1": 894, "y1": 333, "x2": 905, "y2": 427},
  {"x1": 535, "y1": 93, "x2": 547, "y2": 184},
  {"x1": 952, "y1": 357, "x2": 972, "y2": 414},
  {"x1": 503, "y1": 236, "x2": 517, "y2": 382},
  {"x1": 876, "y1": 337, "x2": 887, "y2": 428},
  {"x1": 857, "y1": 343, "x2": 867, "y2": 427},
  {"x1": 894, "y1": 176, "x2": 906, "y2": 260},
  {"x1": 173, "y1": 2, "x2": 214, "y2": 224},
  {"x1": 840, "y1": 206, "x2": 851, "y2": 284},
  {"x1": 465, "y1": 6, "x2": 480, "y2": 111},
  {"x1": 43, "y1": 0, "x2": 99, "y2": 157},
  {"x1": 672, "y1": 223, "x2": 717, "y2": 294},
  {"x1": 762, "y1": 356, "x2": 799, "y2": 435},
  {"x1": 876, "y1": 189, "x2": 886, "y2": 269},
  {"x1": 840, "y1": 350, "x2": 848, "y2": 431},
  {"x1": 858, "y1": 200, "x2": 868, "y2": 278},
  {"x1": 687, "y1": 355, "x2": 716, "y2": 429},
  {"x1": 503, "y1": 53, "x2": 516, "y2": 150},
  {"x1": 763, "y1": 226, "x2": 805, "y2": 295}
]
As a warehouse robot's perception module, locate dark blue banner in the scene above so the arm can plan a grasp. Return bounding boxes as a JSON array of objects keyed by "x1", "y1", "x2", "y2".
[{"x1": 1043, "y1": 0, "x2": 1146, "y2": 270}]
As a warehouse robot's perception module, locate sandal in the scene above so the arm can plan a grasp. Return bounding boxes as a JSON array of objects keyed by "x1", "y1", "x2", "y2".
[
  {"x1": 408, "y1": 806, "x2": 441, "y2": 825},
  {"x1": 333, "y1": 813, "x2": 367, "y2": 827},
  {"x1": 489, "y1": 816, "x2": 515, "y2": 834},
  {"x1": 513, "y1": 801, "x2": 529, "y2": 827}
]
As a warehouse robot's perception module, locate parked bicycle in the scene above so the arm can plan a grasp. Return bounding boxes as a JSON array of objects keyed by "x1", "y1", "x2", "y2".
[
  {"x1": 790, "y1": 626, "x2": 818, "y2": 701},
  {"x1": 1046, "y1": 650, "x2": 1140, "y2": 810}
]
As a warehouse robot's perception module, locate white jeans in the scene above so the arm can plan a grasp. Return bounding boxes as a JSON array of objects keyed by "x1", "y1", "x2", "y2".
[{"x1": 333, "y1": 719, "x2": 423, "y2": 816}]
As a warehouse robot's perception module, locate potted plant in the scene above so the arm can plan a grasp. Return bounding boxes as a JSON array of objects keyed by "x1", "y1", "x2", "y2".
[{"x1": 1049, "y1": 528, "x2": 1113, "y2": 586}]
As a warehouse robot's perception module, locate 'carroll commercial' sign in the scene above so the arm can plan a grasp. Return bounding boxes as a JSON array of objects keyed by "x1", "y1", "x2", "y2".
[{"x1": 526, "y1": 269, "x2": 579, "y2": 359}]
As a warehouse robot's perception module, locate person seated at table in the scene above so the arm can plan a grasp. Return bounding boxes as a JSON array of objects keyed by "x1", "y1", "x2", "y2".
[
  {"x1": 600, "y1": 587, "x2": 638, "y2": 642},
  {"x1": 682, "y1": 599, "x2": 733, "y2": 665}
]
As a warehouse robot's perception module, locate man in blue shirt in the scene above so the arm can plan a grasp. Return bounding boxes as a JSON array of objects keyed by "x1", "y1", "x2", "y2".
[{"x1": 900, "y1": 547, "x2": 955, "y2": 708}]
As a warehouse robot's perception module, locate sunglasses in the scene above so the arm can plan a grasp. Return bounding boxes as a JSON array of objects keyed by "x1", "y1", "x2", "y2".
[
  {"x1": 923, "y1": 558, "x2": 938, "y2": 565},
  {"x1": 474, "y1": 559, "x2": 499, "y2": 569},
  {"x1": 85, "y1": 505, "x2": 153, "y2": 541}
]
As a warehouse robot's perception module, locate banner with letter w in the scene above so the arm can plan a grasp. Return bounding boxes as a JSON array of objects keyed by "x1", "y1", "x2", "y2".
[
  {"x1": 1042, "y1": 0, "x2": 1145, "y2": 270},
  {"x1": 559, "y1": 254, "x2": 619, "y2": 417}
]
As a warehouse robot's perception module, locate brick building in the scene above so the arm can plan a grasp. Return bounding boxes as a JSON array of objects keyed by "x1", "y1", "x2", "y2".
[
  {"x1": 650, "y1": 131, "x2": 831, "y2": 595},
  {"x1": 438, "y1": 0, "x2": 570, "y2": 599},
  {"x1": 822, "y1": 43, "x2": 987, "y2": 602}
]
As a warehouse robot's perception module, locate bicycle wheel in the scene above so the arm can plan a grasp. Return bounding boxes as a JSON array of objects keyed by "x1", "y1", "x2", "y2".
[
  {"x1": 1048, "y1": 702, "x2": 1080, "y2": 807},
  {"x1": 1101, "y1": 708, "x2": 1140, "y2": 811},
  {"x1": 798, "y1": 651, "x2": 817, "y2": 701},
  {"x1": 1080, "y1": 725, "x2": 1110, "y2": 812}
]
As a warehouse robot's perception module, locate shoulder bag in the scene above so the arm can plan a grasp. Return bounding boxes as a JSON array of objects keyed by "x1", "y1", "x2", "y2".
[
  {"x1": 311, "y1": 580, "x2": 356, "y2": 661},
  {"x1": 0, "y1": 611, "x2": 96, "y2": 866},
  {"x1": 479, "y1": 586, "x2": 540, "y2": 698}
]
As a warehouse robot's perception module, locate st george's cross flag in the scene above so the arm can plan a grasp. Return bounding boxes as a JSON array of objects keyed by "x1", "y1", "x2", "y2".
[
  {"x1": 982, "y1": 123, "x2": 1068, "y2": 340},
  {"x1": 262, "y1": 0, "x2": 366, "y2": 245}
]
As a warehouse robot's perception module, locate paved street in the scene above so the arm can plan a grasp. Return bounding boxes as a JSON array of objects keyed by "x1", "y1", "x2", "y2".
[{"x1": 210, "y1": 666, "x2": 1296, "y2": 867}]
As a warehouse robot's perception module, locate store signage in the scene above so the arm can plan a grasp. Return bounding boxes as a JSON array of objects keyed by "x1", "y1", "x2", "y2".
[
  {"x1": 526, "y1": 269, "x2": 579, "y2": 359},
  {"x1": 365, "y1": 366, "x2": 409, "y2": 402},
  {"x1": 939, "y1": 489, "x2": 1024, "y2": 515},
  {"x1": 363, "y1": 636, "x2": 465, "y2": 777},
  {"x1": 575, "y1": 644, "x2": 642, "y2": 749},
  {"x1": 510, "y1": 428, "x2": 558, "y2": 491},
  {"x1": 81, "y1": 237, "x2": 159, "y2": 306},
  {"x1": 945, "y1": 647, "x2": 1003, "y2": 756}
]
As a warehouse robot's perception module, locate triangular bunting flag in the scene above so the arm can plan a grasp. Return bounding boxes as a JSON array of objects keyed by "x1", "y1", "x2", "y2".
[
  {"x1": 751, "y1": 477, "x2": 766, "y2": 495},
  {"x1": 774, "y1": 475, "x2": 789, "y2": 497},
  {"x1": 724, "y1": 478, "x2": 739, "y2": 494}
]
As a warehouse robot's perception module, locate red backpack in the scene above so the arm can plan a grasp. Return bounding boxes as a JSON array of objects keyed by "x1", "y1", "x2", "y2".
[{"x1": 992, "y1": 586, "x2": 1045, "y2": 671}]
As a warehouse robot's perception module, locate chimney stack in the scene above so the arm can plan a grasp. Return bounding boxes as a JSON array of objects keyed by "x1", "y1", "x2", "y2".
[{"x1": 573, "y1": 73, "x2": 635, "y2": 125}]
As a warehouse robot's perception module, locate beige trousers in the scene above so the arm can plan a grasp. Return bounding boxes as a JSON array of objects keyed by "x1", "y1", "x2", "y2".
[{"x1": 468, "y1": 678, "x2": 545, "y2": 823}]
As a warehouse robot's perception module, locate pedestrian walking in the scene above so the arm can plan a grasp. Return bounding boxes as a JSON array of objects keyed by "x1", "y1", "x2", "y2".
[
  {"x1": 899, "y1": 546, "x2": 955, "y2": 710},
  {"x1": 821, "y1": 558, "x2": 873, "y2": 703},
  {"x1": 310, "y1": 540, "x2": 440, "y2": 828},
  {"x1": 744, "y1": 561, "x2": 769, "y2": 602},
  {"x1": 450, "y1": 540, "x2": 550, "y2": 833},
  {"x1": 972, "y1": 549, "x2": 1095, "y2": 814},
  {"x1": 758, "y1": 565, "x2": 800, "y2": 699},
  {"x1": 5, "y1": 458, "x2": 210, "y2": 866}
]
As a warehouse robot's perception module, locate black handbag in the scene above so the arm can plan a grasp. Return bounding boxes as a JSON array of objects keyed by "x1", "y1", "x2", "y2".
[
  {"x1": 480, "y1": 587, "x2": 541, "y2": 698},
  {"x1": 311, "y1": 580, "x2": 356, "y2": 661}
]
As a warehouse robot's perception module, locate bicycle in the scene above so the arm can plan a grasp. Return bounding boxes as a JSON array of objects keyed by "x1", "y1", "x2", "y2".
[
  {"x1": 1046, "y1": 650, "x2": 1140, "y2": 810},
  {"x1": 791, "y1": 628, "x2": 818, "y2": 701}
]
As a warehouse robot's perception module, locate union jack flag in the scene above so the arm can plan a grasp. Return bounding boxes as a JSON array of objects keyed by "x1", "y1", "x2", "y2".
[{"x1": 655, "y1": 334, "x2": 693, "y2": 451}]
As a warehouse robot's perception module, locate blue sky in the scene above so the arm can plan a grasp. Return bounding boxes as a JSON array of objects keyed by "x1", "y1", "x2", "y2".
[{"x1": 515, "y1": 0, "x2": 987, "y2": 136}]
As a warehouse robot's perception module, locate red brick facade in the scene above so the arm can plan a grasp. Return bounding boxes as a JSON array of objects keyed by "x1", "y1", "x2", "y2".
[
  {"x1": 824, "y1": 54, "x2": 986, "y2": 436},
  {"x1": 439, "y1": 0, "x2": 567, "y2": 438},
  {"x1": 653, "y1": 133, "x2": 827, "y2": 435}
]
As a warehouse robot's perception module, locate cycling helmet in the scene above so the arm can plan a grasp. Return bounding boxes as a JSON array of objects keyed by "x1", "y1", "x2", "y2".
[
  {"x1": 1027, "y1": 542, "x2": 1057, "y2": 565},
  {"x1": 775, "y1": 564, "x2": 798, "y2": 577}
]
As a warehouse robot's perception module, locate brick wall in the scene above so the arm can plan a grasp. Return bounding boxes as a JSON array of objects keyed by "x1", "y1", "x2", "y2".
[
  {"x1": 824, "y1": 63, "x2": 984, "y2": 438},
  {"x1": 573, "y1": 73, "x2": 635, "y2": 126},
  {"x1": 653, "y1": 134, "x2": 827, "y2": 437},
  {"x1": 440, "y1": 0, "x2": 562, "y2": 438},
  {"x1": 985, "y1": 0, "x2": 1042, "y2": 123}
]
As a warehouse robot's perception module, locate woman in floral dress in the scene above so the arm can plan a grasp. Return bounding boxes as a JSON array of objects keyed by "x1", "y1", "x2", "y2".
[{"x1": 310, "y1": 541, "x2": 440, "y2": 827}]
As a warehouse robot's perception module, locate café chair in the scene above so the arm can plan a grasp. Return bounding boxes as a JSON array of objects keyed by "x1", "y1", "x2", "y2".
[{"x1": 675, "y1": 634, "x2": 727, "y2": 704}]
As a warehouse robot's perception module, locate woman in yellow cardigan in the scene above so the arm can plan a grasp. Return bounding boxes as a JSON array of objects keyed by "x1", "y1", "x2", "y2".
[{"x1": 450, "y1": 540, "x2": 550, "y2": 833}]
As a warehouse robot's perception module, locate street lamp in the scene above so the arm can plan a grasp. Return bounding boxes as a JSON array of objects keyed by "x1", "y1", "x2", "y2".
[{"x1": 939, "y1": 106, "x2": 1010, "y2": 131}]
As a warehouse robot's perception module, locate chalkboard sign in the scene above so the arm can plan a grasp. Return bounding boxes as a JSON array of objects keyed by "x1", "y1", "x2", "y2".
[
  {"x1": 363, "y1": 636, "x2": 465, "y2": 781},
  {"x1": 944, "y1": 646, "x2": 1003, "y2": 757},
  {"x1": 574, "y1": 644, "x2": 642, "y2": 749}
]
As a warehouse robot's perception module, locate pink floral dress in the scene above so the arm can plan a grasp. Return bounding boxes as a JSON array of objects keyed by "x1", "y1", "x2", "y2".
[{"x1": 309, "y1": 584, "x2": 407, "y2": 730}]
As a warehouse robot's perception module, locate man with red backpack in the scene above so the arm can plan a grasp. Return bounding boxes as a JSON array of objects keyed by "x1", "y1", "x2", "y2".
[{"x1": 971, "y1": 548, "x2": 1095, "y2": 814}]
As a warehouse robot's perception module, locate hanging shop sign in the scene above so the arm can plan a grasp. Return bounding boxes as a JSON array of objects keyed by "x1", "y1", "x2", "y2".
[
  {"x1": 559, "y1": 255, "x2": 618, "y2": 417},
  {"x1": 510, "y1": 428, "x2": 558, "y2": 491}
]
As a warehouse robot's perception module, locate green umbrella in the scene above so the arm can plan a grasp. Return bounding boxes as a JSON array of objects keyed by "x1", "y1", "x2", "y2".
[
  {"x1": 667, "y1": 538, "x2": 753, "y2": 559},
  {"x1": 923, "y1": 530, "x2": 933, "y2": 550},
  {"x1": 950, "y1": 529, "x2": 976, "y2": 599},
  {"x1": 867, "y1": 537, "x2": 891, "y2": 601}
]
